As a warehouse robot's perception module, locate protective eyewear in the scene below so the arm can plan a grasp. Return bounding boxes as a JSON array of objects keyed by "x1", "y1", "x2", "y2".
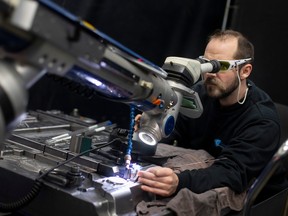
[{"x1": 198, "y1": 56, "x2": 252, "y2": 71}]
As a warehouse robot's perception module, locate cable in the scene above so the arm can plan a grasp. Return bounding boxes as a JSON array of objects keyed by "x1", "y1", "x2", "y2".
[
  {"x1": 126, "y1": 105, "x2": 135, "y2": 156},
  {"x1": 236, "y1": 66, "x2": 249, "y2": 105},
  {"x1": 0, "y1": 138, "x2": 120, "y2": 213},
  {"x1": 124, "y1": 105, "x2": 135, "y2": 168},
  {"x1": 37, "y1": 138, "x2": 120, "y2": 180}
]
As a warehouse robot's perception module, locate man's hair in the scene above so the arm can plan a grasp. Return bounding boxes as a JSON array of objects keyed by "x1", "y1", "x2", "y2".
[{"x1": 208, "y1": 29, "x2": 254, "y2": 62}]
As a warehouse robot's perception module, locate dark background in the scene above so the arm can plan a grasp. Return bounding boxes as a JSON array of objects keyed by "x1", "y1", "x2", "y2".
[
  {"x1": 28, "y1": 0, "x2": 288, "y2": 128},
  {"x1": 231, "y1": 0, "x2": 288, "y2": 106}
]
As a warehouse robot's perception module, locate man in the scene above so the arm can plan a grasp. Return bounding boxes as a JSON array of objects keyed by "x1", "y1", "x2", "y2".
[{"x1": 137, "y1": 30, "x2": 288, "y2": 205}]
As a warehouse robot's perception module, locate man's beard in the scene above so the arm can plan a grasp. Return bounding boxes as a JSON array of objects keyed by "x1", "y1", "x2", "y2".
[{"x1": 204, "y1": 76, "x2": 239, "y2": 99}]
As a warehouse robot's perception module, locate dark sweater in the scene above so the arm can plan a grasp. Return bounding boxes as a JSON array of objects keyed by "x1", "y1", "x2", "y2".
[{"x1": 163, "y1": 80, "x2": 288, "y2": 201}]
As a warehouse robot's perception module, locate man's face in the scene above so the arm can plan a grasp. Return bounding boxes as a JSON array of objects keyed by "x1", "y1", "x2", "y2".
[
  {"x1": 202, "y1": 37, "x2": 239, "y2": 100},
  {"x1": 204, "y1": 70, "x2": 239, "y2": 99}
]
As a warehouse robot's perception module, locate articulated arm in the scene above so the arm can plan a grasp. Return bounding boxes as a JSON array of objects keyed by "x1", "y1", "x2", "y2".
[{"x1": 0, "y1": 0, "x2": 219, "y2": 148}]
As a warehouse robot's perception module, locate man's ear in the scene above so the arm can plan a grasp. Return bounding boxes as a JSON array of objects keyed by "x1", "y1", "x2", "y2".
[{"x1": 240, "y1": 64, "x2": 252, "y2": 79}]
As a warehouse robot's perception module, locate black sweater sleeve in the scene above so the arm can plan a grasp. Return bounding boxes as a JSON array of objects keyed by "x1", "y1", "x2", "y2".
[{"x1": 176, "y1": 118, "x2": 280, "y2": 194}]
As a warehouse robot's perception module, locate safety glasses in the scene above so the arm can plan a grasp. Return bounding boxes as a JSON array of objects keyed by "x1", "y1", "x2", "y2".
[{"x1": 198, "y1": 56, "x2": 252, "y2": 72}]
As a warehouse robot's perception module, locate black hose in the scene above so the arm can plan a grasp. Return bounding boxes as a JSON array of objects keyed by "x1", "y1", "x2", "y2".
[
  {"x1": 0, "y1": 179, "x2": 43, "y2": 213},
  {"x1": 47, "y1": 74, "x2": 96, "y2": 99},
  {"x1": 0, "y1": 138, "x2": 119, "y2": 213}
]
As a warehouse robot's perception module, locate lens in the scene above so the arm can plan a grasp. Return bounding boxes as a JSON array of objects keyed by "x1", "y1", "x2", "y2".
[
  {"x1": 138, "y1": 132, "x2": 157, "y2": 146},
  {"x1": 219, "y1": 61, "x2": 230, "y2": 70}
]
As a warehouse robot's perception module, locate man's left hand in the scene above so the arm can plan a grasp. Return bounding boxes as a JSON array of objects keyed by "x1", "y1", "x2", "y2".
[{"x1": 137, "y1": 166, "x2": 179, "y2": 197}]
